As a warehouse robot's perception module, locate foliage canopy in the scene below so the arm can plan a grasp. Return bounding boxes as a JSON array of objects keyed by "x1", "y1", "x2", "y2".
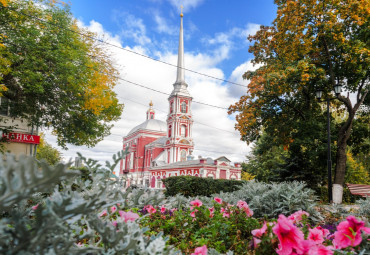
[
  {"x1": 0, "y1": 0, "x2": 123, "y2": 148},
  {"x1": 229, "y1": 0, "x2": 369, "y2": 189}
]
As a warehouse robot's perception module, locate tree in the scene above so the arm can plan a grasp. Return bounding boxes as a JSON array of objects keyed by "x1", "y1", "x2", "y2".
[
  {"x1": 0, "y1": 0, "x2": 123, "y2": 148},
  {"x1": 229, "y1": 0, "x2": 369, "y2": 202},
  {"x1": 36, "y1": 133, "x2": 62, "y2": 165}
]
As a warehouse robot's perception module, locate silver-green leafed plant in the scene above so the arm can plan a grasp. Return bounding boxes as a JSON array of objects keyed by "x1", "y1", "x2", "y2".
[
  {"x1": 169, "y1": 180, "x2": 322, "y2": 221},
  {"x1": 0, "y1": 153, "x2": 180, "y2": 255}
]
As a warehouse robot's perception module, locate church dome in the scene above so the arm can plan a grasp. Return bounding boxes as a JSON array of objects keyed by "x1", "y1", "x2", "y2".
[{"x1": 127, "y1": 119, "x2": 167, "y2": 136}]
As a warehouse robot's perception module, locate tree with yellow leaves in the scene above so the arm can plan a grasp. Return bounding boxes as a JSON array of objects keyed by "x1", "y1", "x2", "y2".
[
  {"x1": 229, "y1": 0, "x2": 369, "y2": 202},
  {"x1": 0, "y1": 0, "x2": 123, "y2": 148}
]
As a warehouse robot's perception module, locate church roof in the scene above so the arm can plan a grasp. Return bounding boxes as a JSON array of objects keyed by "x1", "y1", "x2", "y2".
[
  {"x1": 215, "y1": 156, "x2": 231, "y2": 162},
  {"x1": 127, "y1": 119, "x2": 167, "y2": 136},
  {"x1": 146, "y1": 136, "x2": 167, "y2": 147},
  {"x1": 151, "y1": 157, "x2": 214, "y2": 169}
]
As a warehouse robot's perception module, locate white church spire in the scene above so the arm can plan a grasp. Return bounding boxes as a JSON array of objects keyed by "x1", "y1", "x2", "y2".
[
  {"x1": 171, "y1": 8, "x2": 191, "y2": 97},
  {"x1": 175, "y1": 7, "x2": 185, "y2": 84}
]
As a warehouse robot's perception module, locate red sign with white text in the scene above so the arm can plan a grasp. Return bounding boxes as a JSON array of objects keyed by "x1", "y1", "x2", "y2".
[{"x1": 2, "y1": 132, "x2": 40, "y2": 144}]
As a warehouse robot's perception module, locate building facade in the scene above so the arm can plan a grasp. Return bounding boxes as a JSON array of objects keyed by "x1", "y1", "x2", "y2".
[
  {"x1": 0, "y1": 97, "x2": 40, "y2": 157},
  {"x1": 119, "y1": 13, "x2": 241, "y2": 188}
]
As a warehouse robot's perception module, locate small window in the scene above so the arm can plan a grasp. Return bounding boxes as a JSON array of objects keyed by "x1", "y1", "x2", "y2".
[
  {"x1": 0, "y1": 97, "x2": 9, "y2": 116},
  {"x1": 181, "y1": 102, "x2": 187, "y2": 113},
  {"x1": 181, "y1": 125, "x2": 186, "y2": 137},
  {"x1": 168, "y1": 125, "x2": 172, "y2": 137},
  {"x1": 180, "y1": 150, "x2": 186, "y2": 161}
]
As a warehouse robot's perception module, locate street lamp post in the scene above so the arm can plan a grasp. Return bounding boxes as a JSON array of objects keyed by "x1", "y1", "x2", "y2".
[{"x1": 315, "y1": 84, "x2": 342, "y2": 204}]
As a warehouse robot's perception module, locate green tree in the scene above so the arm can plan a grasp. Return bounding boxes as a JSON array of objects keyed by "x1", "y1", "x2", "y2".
[
  {"x1": 36, "y1": 133, "x2": 62, "y2": 165},
  {"x1": 229, "y1": 0, "x2": 369, "y2": 202},
  {"x1": 242, "y1": 133, "x2": 288, "y2": 183},
  {"x1": 0, "y1": 0, "x2": 123, "y2": 149}
]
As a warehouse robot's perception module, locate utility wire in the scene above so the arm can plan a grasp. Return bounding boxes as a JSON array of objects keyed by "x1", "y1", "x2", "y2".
[
  {"x1": 3, "y1": 39, "x2": 229, "y2": 110},
  {"x1": 6, "y1": 6, "x2": 249, "y2": 88},
  {"x1": 118, "y1": 96, "x2": 238, "y2": 134}
]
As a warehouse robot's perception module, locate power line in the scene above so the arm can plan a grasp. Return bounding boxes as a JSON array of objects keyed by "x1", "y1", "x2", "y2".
[
  {"x1": 6, "y1": 6, "x2": 248, "y2": 88},
  {"x1": 118, "y1": 96, "x2": 238, "y2": 134},
  {"x1": 3, "y1": 39, "x2": 229, "y2": 110},
  {"x1": 194, "y1": 148, "x2": 246, "y2": 156}
]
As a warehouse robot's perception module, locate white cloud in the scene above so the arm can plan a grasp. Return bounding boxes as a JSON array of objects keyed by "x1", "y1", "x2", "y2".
[
  {"x1": 166, "y1": 0, "x2": 205, "y2": 13},
  {"x1": 44, "y1": 20, "x2": 253, "y2": 168},
  {"x1": 204, "y1": 23, "x2": 260, "y2": 58},
  {"x1": 112, "y1": 11, "x2": 151, "y2": 45},
  {"x1": 228, "y1": 60, "x2": 261, "y2": 98},
  {"x1": 153, "y1": 13, "x2": 177, "y2": 35}
]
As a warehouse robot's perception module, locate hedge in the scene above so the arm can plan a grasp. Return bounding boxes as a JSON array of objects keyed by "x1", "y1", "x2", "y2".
[{"x1": 162, "y1": 176, "x2": 245, "y2": 197}]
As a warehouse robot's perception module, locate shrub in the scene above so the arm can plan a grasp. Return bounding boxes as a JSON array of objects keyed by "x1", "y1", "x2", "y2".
[
  {"x1": 140, "y1": 198, "x2": 260, "y2": 254},
  {"x1": 0, "y1": 153, "x2": 179, "y2": 254},
  {"x1": 217, "y1": 181, "x2": 320, "y2": 219},
  {"x1": 357, "y1": 197, "x2": 370, "y2": 220},
  {"x1": 170, "y1": 181, "x2": 321, "y2": 220},
  {"x1": 140, "y1": 198, "x2": 370, "y2": 255},
  {"x1": 163, "y1": 176, "x2": 245, "y2": 197}
]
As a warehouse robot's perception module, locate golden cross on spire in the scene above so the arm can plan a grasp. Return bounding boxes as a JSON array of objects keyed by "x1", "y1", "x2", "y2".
[{"x1": 180, "y1": 5, "x2": 183, "y2": 17}]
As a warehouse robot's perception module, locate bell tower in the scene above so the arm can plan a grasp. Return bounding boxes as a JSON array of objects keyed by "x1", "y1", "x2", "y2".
[{"x1": 166, "y1": 9, "x2": 194, "y2": 163}]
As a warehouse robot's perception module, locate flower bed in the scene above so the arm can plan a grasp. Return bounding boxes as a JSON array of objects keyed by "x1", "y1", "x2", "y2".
[
  {"x1": 105, "y1": 197, "x2": 370, "y2": 254},
  {"x1": 2, "y1": 155, "x2": 369, "y2": 254}
]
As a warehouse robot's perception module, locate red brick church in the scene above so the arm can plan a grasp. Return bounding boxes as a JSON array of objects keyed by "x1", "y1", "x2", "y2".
[{"x1": 119, "y1": 12, "x2": 241, "y2": 188}]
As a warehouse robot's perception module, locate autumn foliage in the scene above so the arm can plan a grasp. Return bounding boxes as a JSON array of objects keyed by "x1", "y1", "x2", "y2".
[
  {"x1": 229, "y1": 0, "x2": 369, "y2": 192},
  {"x1": 0, "y1": 0, "x2": 123, "y2": 148}
]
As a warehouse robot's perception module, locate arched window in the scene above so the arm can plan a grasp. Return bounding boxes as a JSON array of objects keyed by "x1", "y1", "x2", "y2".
[
  {"x1": 181, "y1": 125, "x2": 186, "y2": 137},
  {"x1": 168, "y1": 125, "x2": 172, "y2": 137},
  {"x1": 180, "y1": 150, "x2": 186, "y2": 161},
  {"x1": 181, "y1": 102, "x2": 187, "y2": 113}
]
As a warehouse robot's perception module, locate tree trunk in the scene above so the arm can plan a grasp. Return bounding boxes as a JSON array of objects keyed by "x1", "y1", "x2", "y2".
[
  {"x1": 334, "y1": 124, "x2": 351, "y2": 186},
  {"x1": 332, "y1": 118, "x2": 353, "y2": 204}
]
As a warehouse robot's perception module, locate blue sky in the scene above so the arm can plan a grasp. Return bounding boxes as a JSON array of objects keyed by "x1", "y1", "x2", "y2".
[
  {"x1": 46, "y1": 0, "x2": 278, "y2": 167},
  {"x1": 68, "y1": 0, "x2": 277, "y2": 76}
]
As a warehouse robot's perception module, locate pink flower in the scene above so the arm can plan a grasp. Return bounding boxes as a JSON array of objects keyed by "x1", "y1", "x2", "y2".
[
  {"x1": 252, "y1": 221, "x2": 268, "y2": 238},
  {"x1": 237, "y1": 200, "x2": 253, "y2": 217},
  {"x1": 309, "y1": 244, "x2": 334, "y2": 255},
  {"x1": 119, "y1": 211, "x2": 140, "y2": 223},
  {"x1": 253, "y1": 237, "x2": 262, "y2": 248},
  {"x1": 222, "y1": 212, "x2": 230, "y2": 218},
  {"x1": 112, "y1": 221, "x2": 117, "y2": 227},
  {"x1": 237, "y1": 200, "x2": 247, "y2": 209},
  {"x1": 301, "y1": 240, "x2": 315, "y2": 254},
  {"x1": 160, "y1": 205, "x2": 166, "y2": 213},
  {"x1": 287, "y1": 210, "x2": 309, "y2": 224},
  {"x1": 243, "y1": 205, "x2": 253, "y2": 217},
  {"x1": 99, "y1": 209, "x2": 108, "y2": 217},
  {"x1": 273, "y1": 214, "x2": 305, "y2": 255},
  {"x1": 209, "y1": 212, "x2": 214, "y2": 218},
  {"x1": 110, "y1": 206, "x2": 117, "y2": 213},
  {"x1": 146, "y1": 205, "x2": 157, "y2": 214},
  {"x1": 221, "y1": 207, "x2": 225, "y2": 213},
  {"x1": 190, "y1": 209, "x2": 198, "y2": 218},
  {"x1": 308, "y1": 227, "x2": 325, "y2": 244},
  {"x1": 190, "y1": 199, "x2": 203, "y2": 207},
  {"x1": 333, "y1": 216, "x2": 370, "y2": 249},
  {"x1": 315, "y1": 226, "x2": 330, "y2": 238},
  {"x1": 214, "y1": 197, "x2": 222, "y2": 204},
  {"x1": 32, "y1": 204, "x2": 39, "y2": 211},
  {"x1": 208, "y1": 207, "x2": 214, "y2": 213},
  {"x1": 191, "y1": 245, "x2": 208, "y2": 255}
]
